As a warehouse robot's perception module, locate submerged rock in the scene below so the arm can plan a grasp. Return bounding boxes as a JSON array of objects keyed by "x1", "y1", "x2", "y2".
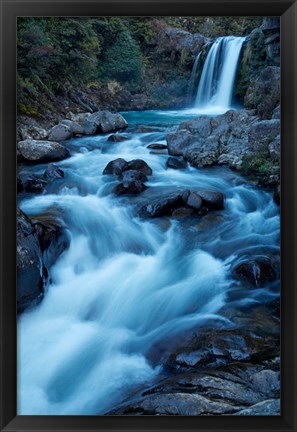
[
  {"x1": 166, "y1": 157, "x2": 187, "y2": 169},
  {"x1": 113, "y1": 181, "x2": 148, "y2": 195},
  {"x1": 147, "y1": 143, "x2": 168, "y2": 150},
  {"x1": 232, "y1": 255, "x2": 279, "y2": 288},
  {"x1": 107, "y1": 134, "x2": 129, "y2": 142},
  {"x1": 44, "y1": 163, "x2": 64, "y2": 179},
  {"x1": 17, "y1": 140, "x2": 70, "y2": 163}
]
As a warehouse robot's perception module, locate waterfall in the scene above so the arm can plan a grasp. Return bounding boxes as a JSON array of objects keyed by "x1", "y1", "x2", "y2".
[
  {"x1": 195, "y1": 36, "x2": 245, "y2": 111},
  {"x1": 187, "y1": 52, "x2": 201, "y2": 104}
]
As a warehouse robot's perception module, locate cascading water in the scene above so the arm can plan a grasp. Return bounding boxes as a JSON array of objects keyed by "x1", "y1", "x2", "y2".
[
  {"x1": 187, "y1": 52, "x2": 201, "y2": 104},
  {"x1": 195, "y1": 36, "x2": 245, "y2": 111},
  {"x1": 17, "y1": 111, "x2": 280, "y2": 415}
]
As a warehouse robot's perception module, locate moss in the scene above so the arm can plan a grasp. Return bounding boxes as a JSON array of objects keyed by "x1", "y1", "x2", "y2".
[{"x1": 17, "y1": 103, "x2": 40, "y2": 118}]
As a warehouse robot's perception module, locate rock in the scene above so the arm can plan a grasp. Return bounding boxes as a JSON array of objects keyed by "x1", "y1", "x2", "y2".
[
  {"x1": 249, "y1": 370, "x2": 280, "y2": 397},
  {"x1": 166, "y1": 157, "x2": 187, "y2": 169},
  {"x1": 186, "y1": 192, "x2": 202, "y2": 210},
  {"x1": 113, "y1": 181, "x2": 148, "y2": 195},
  {"x1": 232, "y1": 255, "x2": 279, "y2": 288},
  {"x1": 103, "y1": 158, "x2": 128, "y2": 175},
  {"x1": 195, "y1": 190, "x2": 224, "y2": 210},
  {"x1": 268, "y1": 135, "x2": 280, "y2": 161},
  {"x1": 245, "y1": 66, "x2": 280, "y2": 119},
  {"x1": 33, "y1": 218, "x2": 69, "y2": 270},
  {"x1": 147, "y1": 143, "x2": 168, "y2": 150},
  {"x1": 107, "y1": 134, "x2": 129, "y2": 142},
  {"x1": 88, "y1": 111, "x2": 128, "y2": 133},
  {"x1": 166, "y1": 327, "x2": 279, "y2": 374},
  {"x1": 110, "y1": 392, "x2": 239, "y2": 416},
  {"x1": 44, "y1": 163, "x2": 64, "y2": 179},
  {"x1": 118, "y1": 170, "x2": 148, "y2": 183},
  {"x1": 235, "y1": 399, "x2": 280, "y2": 415},
  {"x1": 17, "y1": 140, "x2": 70, "y2": 163},
  {"x1": 139, "y1": 191, "x2": 185, "y2": 218},
  {"x1": 60, "y1": 119, "x2": 84, "y2": 135},
  {"x1": 130, "y1": 94, "x2": 154, "y2": 110},
  {"x1": 126, "y1": 159, "x2": 153, "y2": 176},
  {"x1": 17, "y1": 208, "x2": 44, "y2": 313},
  {"x1": 172, "y1": 207, "x2": 194, "y2": 218},
  {"x1": 81, "y1": 119, "x2": 98, "y2": 135},
  {"x1": 19, "y1": 123, "x2": 48, "y2": 141},
  {"x1": 48, "y1": 123, "x2": 73, "y2": 141},
  {"x1": 248, "y1": 119, "x2": 280, "y2": 153},
  {"x1": 17, "y1": 173, "x2": 47, "y2": 193}
]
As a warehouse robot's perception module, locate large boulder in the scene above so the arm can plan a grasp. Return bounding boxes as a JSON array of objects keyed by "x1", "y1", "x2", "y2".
[
  {"x1": 19, "y1": 123, "x2": 48, "y2": 141},
  {"x1": 17, "y1": 208, "x2": 44, "y2": 313},
  {"x1": 245, "y1": 66, "x2": 280, "y2": 119},
  {"x1": 60, "y1": 119, "x2": 84, "y2": 135},
  {"x1": 17, "y1": 140, "x2": 70, "y2": 163},
  {"x1": 48, "y1": 123, "x2": 73, "y2": 141},
  {"x1": 88, "y1": 111, "x2": 128, "y2": 133},
  {"x1": 103, "y1": 158, "x2": 129, "y2": 175}
]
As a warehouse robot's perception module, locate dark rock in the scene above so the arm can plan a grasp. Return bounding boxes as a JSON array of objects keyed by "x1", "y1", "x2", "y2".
[
  {"x1": 245, "y1": 66, "x2": 280, "y2": 119},
  {"x1": 196, "y1": 190, "x2": 224, "y2": 210},
  {"x1": 172, "y1": 207, "x2": 194, "y2": 218},
  {"x1": 139, "y1": 191, "x2": 185, "y2": 218},
  {"x1": 110, "y1": 392, "x2": 240, "y2": 416},
  {"x1": 166, "y1": 157, "x2": 187, "y2": 169},
  {"x1": 147, "y1": 143, "x2": 168, "y2": 150},
  {"x1": 17, "y1": 173, "x2": 47, "y2": 193},
  {"x1": 118, "y1": 170, "x2": 148, "y2": 183},
  {"x1": 273, "y1": 184, "x2": 280, "y2": 205},
  {"x1": 232, "y1": 255, "x2": 279, "y2": 288},
  {"x1": 48, "y1": 123, "x2": 73, "y2": 141},
  {"x1": 33, "y1": 218, "x2": 69, "y2": 269},
  {"x1": 126, "y1": 159, "x2": 153, "y2": 176},
  {"x1": 107, "y1": 134, "x2": 129, "y2": 142},
  {"x1": 103, "y1": 158, "x2": 128, "y2": 175},
  {"x1": 17, "y1": 140, "x2": 70, "y2": 163},
  {"x1": 17, "y1": 208, "x2": 44, "y2": 313},
  {"x1": 44, "y1": 163, "x2": 64, "y2": 180},
  {"x1": 186, "y1": 192, "x2": 203, "y2": 210},
  {"x1": 113, "y1": 181, "x2": 148, "y2": 195}
]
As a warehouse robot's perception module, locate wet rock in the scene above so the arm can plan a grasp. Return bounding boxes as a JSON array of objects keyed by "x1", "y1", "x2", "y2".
[
  {"x1": 186, "y1": 192, "x2": 203, "y2": 210},
  {"x1": 17, "y1": 140, "x2": 70, "y2": 163},
  {"x1": 166, "y1": 327, "x2": 279, "y2": 374},
  {"x1": 139, "y1": 191, "x2": 185, "y2": 218},
  {"x1": 113, "y1": 181, "x2": 148, "y2": 195},
  {"x1": 17, "y1": 173, "x2": 47, "y2": 193},
  {"x1": 44, "y1": 163, "x2": 64, "y2": 179},
  {"x1": 172, "y1": 207, "x2": 194, "y2": 218},
  {"x1": 33, "y1": 218, "x2": 69, "y2": 270},
  {"x1": 126, "y1": 159, "x2": 153, "y2": 176},
  {"x1": 118, "y1": 170, "x2": 148, "y2": 183},
  {"x1": 235, "y1": 399, "x2": 280, "y2": 415},
  {"x1": 103, "y1": 158, "x2": 129, "y2": 175},
  {"x1": 110, "y1": 392, "x2": 240, "y2": 416},
  {"x1": 232, "y1": 255, "x2": 279, "y2": 288},
  {"x1": 166, "y1": 157, "x2": 187, "y2": 169},
  {"x1": 48, "y1": 123, "x2": 73, "y2": 141},
  {"x1": 107, "y1": 134, "x2": 129, "y2": 142},
  {"x1": 196, "y1": 190, "x2": 224, "y2": 210},
  {"x1": 17, "y1": 208, "x2": 44, "y2": 313},
  {"x1": 147, "y1": 143, "x2": 168, "y2": 150}
]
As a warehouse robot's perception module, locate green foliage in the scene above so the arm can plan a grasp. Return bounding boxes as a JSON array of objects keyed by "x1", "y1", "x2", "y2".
[
  {"x1": 242, "y1": 152, "x2": 274, "y2": 182},
  {"x1": 102, "y1": 28, "x2": 143, "y2": 87}
]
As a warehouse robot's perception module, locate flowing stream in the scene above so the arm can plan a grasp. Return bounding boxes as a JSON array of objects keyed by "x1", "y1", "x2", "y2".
[{"x1": 18, "y1": 110, "x2": 280, "y2": 415}]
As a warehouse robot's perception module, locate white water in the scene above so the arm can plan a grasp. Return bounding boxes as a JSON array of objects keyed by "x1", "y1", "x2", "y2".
[
  {"x1": 195, "y1": 36, "x2": 245, "y2": 112},
  {"x1": 18, "y1": 114, "x2": 280, "y2": 415}
]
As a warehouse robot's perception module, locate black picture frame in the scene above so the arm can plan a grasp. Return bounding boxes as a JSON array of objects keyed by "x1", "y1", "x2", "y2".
[{"x1": 1, "y1": 0, "x2": 296, "y2": 431}]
